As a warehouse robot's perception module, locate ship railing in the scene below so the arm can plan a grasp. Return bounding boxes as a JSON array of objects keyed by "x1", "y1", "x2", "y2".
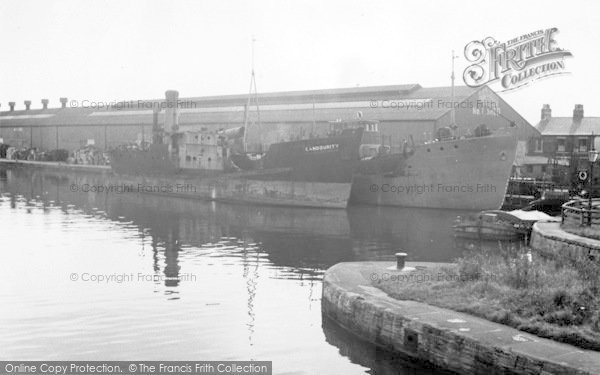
[{"x1": 561, "y1": 199, "x2": 600, "y2": 226}]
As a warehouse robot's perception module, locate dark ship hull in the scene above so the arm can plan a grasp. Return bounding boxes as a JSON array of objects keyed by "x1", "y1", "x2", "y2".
[
  {"x1": 110, "y1": 144, "x2": 178, "y2": 175},
  {"x1": 108, "y1": 128, "x2": 365, "y2": 208}
]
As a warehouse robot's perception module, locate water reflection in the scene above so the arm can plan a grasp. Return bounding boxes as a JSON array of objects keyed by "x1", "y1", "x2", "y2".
[
  {"x1": 0, "y1": 166, "x2": 475, "y2": 270},
  {"x1": 0, "y1": 166, "x2": 472, "y2": 373}
]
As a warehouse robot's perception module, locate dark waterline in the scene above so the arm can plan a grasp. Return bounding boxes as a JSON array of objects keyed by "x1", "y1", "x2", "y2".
[{"x1": 0, "y1": 166, "x2": 487, "y2": 374}]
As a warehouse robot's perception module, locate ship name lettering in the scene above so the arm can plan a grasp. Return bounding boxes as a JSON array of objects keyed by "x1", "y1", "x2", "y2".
[{"x1": 305, "y1": 144, "x2": 339, "y2": 152}]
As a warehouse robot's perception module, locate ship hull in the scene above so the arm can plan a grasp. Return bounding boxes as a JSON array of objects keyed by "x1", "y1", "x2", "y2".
[
  {"x1": 350, "y1": 132, "x2": 517, "y2": 210},
  {"x1": 111, "y1": 172, "x2": 352, "y2": 208},
  {"x1": 110, "y1": 144, "x2": 178, "y2": 175},
  {"x1": 106, "y1": 128, "x2": 365, "y2": 209},
  {"x1": 0, "y1": 160, "x2": 351, "y2": 208}
]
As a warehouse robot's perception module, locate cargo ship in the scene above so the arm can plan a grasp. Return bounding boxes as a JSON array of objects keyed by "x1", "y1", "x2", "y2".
[
  {"x1": 109, "y1": 90, "x2": 518, "y2": 210},
  {"x1": 349, "y1": 124, "x2": 518, "y2": 210},
  {"x1": 108, "y1": 90, "x2": 378, "y2": 209}
]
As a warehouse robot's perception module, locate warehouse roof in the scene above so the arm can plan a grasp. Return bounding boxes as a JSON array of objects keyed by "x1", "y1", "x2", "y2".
[{"x1": 0, "y1": 84, "x2": 505, "y2": 127}]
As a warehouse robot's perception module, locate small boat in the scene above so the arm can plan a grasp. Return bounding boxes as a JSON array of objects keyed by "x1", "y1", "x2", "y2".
[
  {"x1": 522, "y1": 189, "x2": 571, "y2": 216},
  {"x1": 502, "y1": 177, "x2": 559, "y2": 210},
  {"x1": 453, "y1": 209, "x2": 560, "y2": 241},
  {"x1": 453, "y1": 210, "x2": 527, "y2": 241}
]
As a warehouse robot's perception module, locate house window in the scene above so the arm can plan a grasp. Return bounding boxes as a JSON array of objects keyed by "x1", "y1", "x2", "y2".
[
  {"x1": 541, "y1": 165, "x2": 547, "y2": 173},
  {"x1": 534, "y1": 138, "x2": 543, "y2": 152},
  {"x1": 578, "y1": 138, "x2": 588, "y2": 153},
  {"x1": 557, "y1": 137, "x2": 566, "y2": 152},
  {"x1": 526, "y1": 165, "x2": 533, "y2": 173},
  {"x1": 365, "y1": 123, "x2": 378, "y2": 132}
]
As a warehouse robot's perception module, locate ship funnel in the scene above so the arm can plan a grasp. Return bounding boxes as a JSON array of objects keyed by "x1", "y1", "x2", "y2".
[
  {"x1": 164, "y1": 90, "x2": 179, "y2": 133},
  {"x1": 152, "y1": 105, "x2": 162, "y2": 144}
]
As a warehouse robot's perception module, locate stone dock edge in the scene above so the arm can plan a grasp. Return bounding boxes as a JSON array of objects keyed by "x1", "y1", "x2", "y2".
[
  {"x1": 530, "y1": 221, "x2": 600, "y2": 261},
  {"x1": 322, "y1": 261, "x2": 600, "y2": 375}
]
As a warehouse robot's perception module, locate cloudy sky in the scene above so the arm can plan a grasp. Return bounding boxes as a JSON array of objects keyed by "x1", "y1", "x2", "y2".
[{"x1": 1, "y1": 0, "x2": 598, "y2": 125}]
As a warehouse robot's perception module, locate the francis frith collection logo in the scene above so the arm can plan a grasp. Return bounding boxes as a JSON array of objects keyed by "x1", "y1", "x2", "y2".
[{"x1": 463, "y1": 27, "x2": 572, "y2": 91}]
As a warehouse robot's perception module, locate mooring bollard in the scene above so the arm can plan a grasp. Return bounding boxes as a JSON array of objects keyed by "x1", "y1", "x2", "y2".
[{"x1": 395, "y1": 252, "x2": 407, "y2": 270}]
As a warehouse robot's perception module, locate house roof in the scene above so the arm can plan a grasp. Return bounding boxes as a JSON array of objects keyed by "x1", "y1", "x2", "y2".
[
  {"x1": 536, "y1": 117, "x2": 600, "y2": 136},
  {"x1": 0, "y1": 85, "x2": 486, "y2": 127}
]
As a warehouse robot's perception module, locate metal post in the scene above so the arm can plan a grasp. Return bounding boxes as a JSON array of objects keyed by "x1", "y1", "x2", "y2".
[
  {"x1": 590, "y1": 133, "x2": 596, "y2": 226},
  {"x1": 395, "y1": 252, "x2": 407, "y2": 270},
  {"x1": 311, "y1": 94, "x2": 315, "y2": 136},
  {"x1": 590, "y1": 161, "x2": 594, "y2": 225},
  {"x1": 451, "y1": 50, "x2": 459, "y2": 127}
]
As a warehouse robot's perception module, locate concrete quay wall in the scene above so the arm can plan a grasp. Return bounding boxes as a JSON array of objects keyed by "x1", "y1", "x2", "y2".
[
  {"x1": 530, "y1": 222, "x2": 600, "y2": 261},
  {"x1": 322, "y1": 262, "x2": 599, "y2": 375}
]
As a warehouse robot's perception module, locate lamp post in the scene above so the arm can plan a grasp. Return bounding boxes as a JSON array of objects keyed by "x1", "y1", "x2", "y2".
[{"x1": 588, "y1": 145, "x2": 599, "y2": 225}]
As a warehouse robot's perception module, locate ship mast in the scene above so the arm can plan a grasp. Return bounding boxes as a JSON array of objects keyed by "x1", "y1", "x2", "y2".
[
  {"x1": 243, "y1": 36, "x2": 261, "y2": 152},
  {"x1": 451, "y1": 50, "x2": 459, "y2": 129}
]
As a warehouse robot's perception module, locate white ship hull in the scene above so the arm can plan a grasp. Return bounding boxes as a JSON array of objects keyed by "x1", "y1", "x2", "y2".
[{"x1": 350, "y1": 130, "x2": 518, "y2": 210}]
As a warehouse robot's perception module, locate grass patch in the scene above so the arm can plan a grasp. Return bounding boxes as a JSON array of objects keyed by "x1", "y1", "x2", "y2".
[{"x1": 374, "y1": 245, "x2": 600, "y2": 351}]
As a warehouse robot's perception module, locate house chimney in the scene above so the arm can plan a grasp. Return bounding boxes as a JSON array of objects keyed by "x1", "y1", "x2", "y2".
[
  {"x1": 8, "y1": 102, "x2": 15, "y2": 111},
  {"x1": 41, "y1": 99, "x2": 49, "y2": 110},
  {"x1": 60, "y1": 97, "x2": 68, "y2": 108},
  {"x1": 541, "y1": 104, "x2": 551, "y2": 121},
  {"x1": 573, "y1": 104, "x2": 584, "y2": 122},
  {"x1": 24, "y1": 100, "x2": 31, "y2": 111}
]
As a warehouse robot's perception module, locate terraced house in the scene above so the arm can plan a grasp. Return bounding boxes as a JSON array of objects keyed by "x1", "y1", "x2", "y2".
[{"x1": 520, "y1": 104, "x2": 600, "y2": 186}]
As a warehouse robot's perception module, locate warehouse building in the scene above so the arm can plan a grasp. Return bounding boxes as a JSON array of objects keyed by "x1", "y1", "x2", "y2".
[{"x1": 0, "y1": 84, "x2": 536, "y2": 154}]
